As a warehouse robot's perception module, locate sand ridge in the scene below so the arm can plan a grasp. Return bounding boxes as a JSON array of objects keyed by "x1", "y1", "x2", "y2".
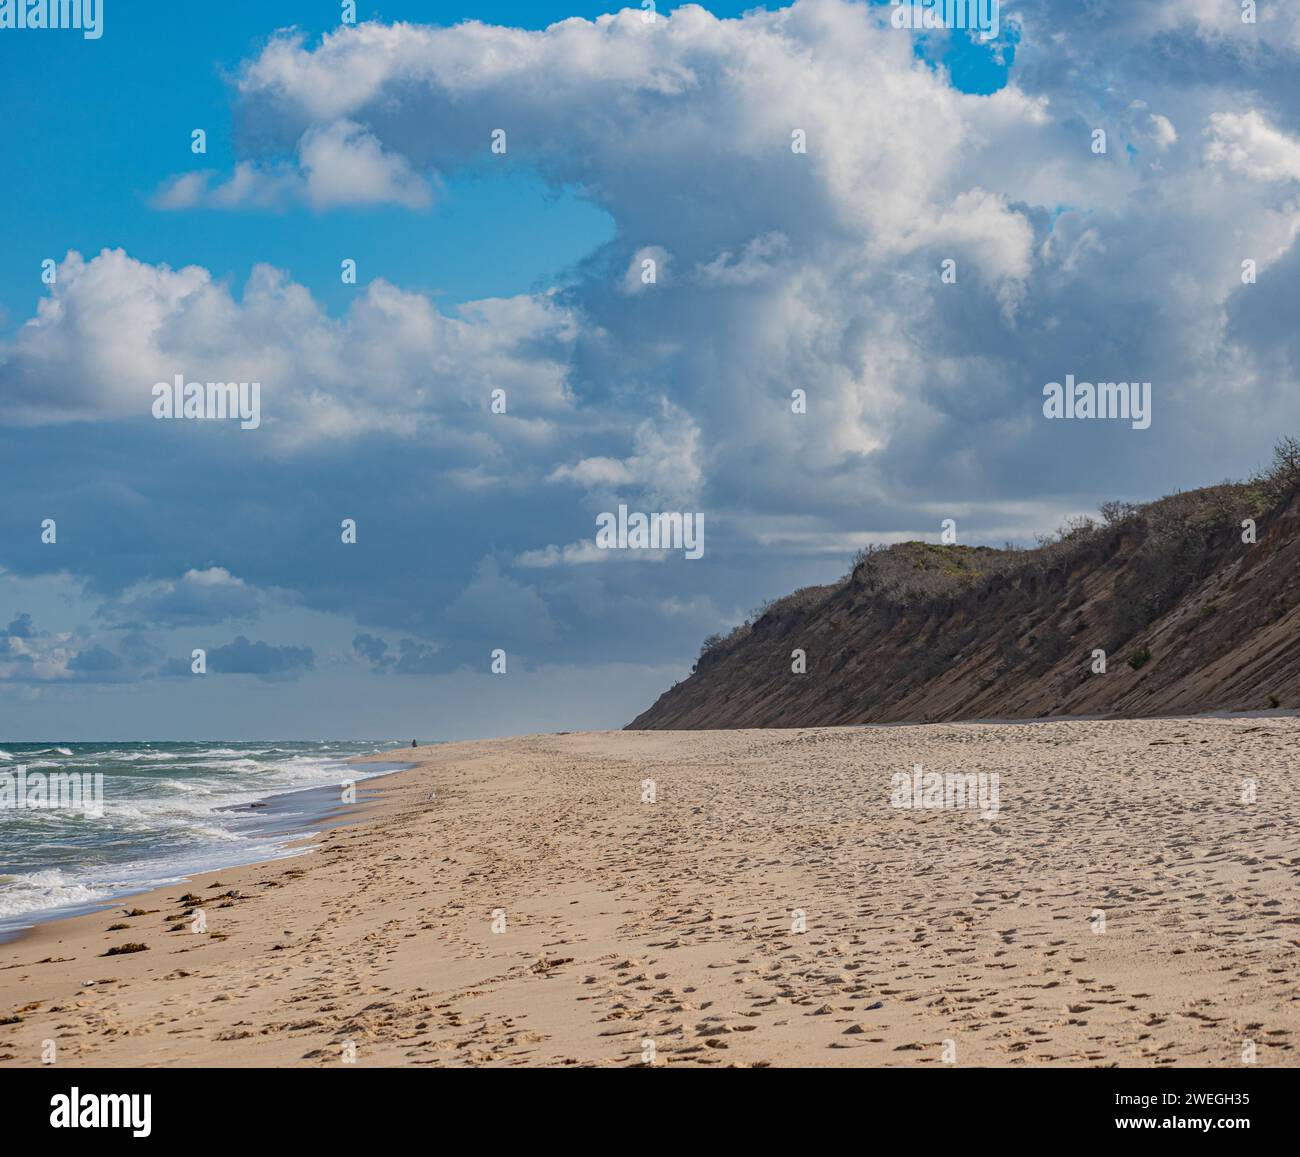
[{"x1": 1, "y1": 718, "x2": 1297, "y2": 1067}]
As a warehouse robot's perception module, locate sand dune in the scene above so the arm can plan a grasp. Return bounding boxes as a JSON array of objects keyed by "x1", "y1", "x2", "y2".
[
  {"x1": 2, "y1": 719, "x2": 1297, "y2": 1067},
  {"x1": 631, "y1": 486, "x2": 1300, "y2": 731}
]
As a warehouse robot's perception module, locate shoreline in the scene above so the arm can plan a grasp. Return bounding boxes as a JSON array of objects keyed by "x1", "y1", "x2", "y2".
[
  {"x1": 2, "y1": 721, "x2": 1297, "y2": 1068},
  {"x1": 0, "y1": 757, "x2": 414, "y2": 947}
]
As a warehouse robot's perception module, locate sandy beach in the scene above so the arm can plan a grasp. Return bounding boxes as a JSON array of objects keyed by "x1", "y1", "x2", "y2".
[{"x1": 1, "y1": 718, "x2": 1297, "y2": 1068}]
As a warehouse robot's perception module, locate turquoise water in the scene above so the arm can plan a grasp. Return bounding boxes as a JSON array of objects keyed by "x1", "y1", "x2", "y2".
[{"x1": 0, "y1": 741, "x2": 405, "y2": 935}]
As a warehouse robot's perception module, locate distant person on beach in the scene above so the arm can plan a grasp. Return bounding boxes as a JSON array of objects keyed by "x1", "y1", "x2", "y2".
[{"x1": 411, "y1": 740, "x2": 418, "y2": 747}]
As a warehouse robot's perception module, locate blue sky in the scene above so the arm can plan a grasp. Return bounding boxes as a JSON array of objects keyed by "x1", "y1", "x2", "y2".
[
  {"x1": 0, "y1": 1, "x2": 633, "y2": 329},
  {"x1": 0, "y1": 1, "x2": 1008, "y2": 333},
  {"x1": 2, "y1": 0, "x2": 1299, "y2": 739}
]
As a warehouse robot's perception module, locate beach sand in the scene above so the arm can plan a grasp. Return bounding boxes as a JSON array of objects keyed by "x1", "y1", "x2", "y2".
[{"x1": 1, "y1": 718, "x2": 1297, "y2": 1068}]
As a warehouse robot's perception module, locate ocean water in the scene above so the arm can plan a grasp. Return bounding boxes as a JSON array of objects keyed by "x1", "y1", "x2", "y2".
[{"x1": 0, "y1": 741, "x2": 406, "y2": 937}]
